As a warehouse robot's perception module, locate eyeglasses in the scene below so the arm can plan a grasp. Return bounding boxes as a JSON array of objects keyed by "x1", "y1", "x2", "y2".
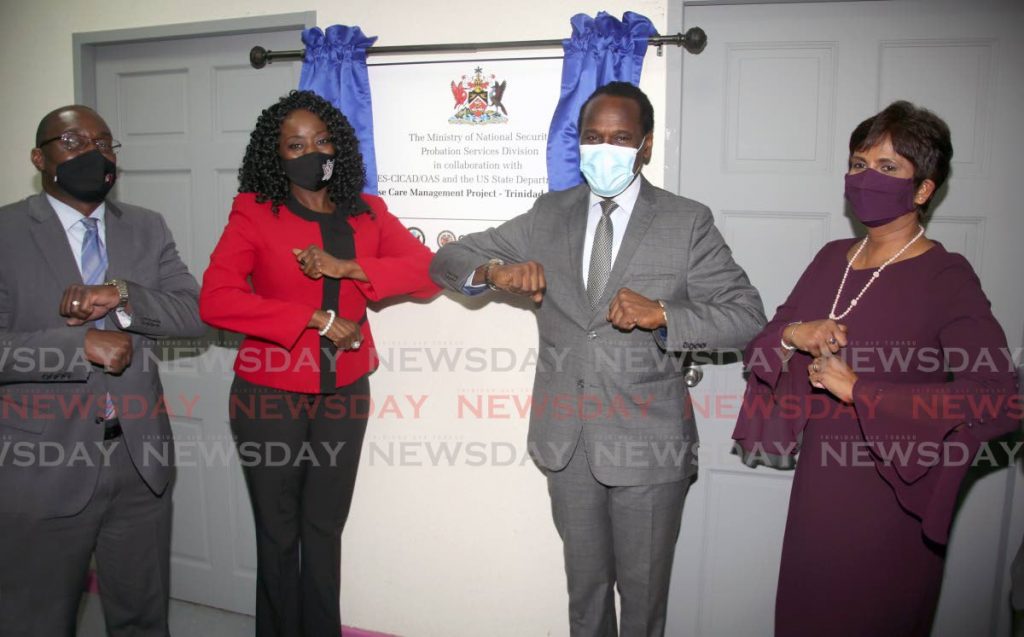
[{"x1": 38, "y1": 132, "x2": 122, "y2": 154}]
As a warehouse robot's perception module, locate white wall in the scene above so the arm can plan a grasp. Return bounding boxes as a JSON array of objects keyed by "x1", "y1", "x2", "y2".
[
  {"x1": 0, "y1": 0, "x2": 669, "y2": 197},
  {"x1": 0, "y1": 2, "x2": 670, "y2": 635}
]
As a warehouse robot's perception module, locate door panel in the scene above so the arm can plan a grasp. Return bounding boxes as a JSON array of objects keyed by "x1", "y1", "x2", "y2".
[
  {"x1": 94, "y1": 28, "x2": 304, "y2": 614},
  {"x1": 667, "y1": 2, "x2": 1024, "y2": 635}
]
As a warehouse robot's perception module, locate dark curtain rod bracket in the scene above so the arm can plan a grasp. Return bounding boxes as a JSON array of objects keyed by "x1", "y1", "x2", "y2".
[{"x1": 249, "y1": 27, "x2": 707, "y2": 69}]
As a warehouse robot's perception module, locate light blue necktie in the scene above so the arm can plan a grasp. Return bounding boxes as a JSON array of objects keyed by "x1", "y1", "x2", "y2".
[{"x1": 81, "y1": 217, "x2": 116, "y2": 420}]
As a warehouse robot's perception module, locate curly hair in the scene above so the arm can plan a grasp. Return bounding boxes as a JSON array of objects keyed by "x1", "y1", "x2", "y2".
[{"x1": 238, "y1": 90, "x2": 366, "y2": 215}]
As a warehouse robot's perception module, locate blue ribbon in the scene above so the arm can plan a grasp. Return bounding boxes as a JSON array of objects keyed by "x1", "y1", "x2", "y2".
[
  {"x1": 546, "y1": 12, "x2": 658, "y2": 192},
  {"x1": 298, "y1": 25, "x2": 380, "y2": 195}
]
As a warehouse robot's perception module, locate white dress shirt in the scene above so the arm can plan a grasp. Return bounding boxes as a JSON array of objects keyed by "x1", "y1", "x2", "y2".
[
  {"x1": 48, "y1": 193, "x2": 107, "y2": 268},
  {"x1": 581, "y1": 175, "x2": 642, "y2": 287},
  {"x1": 47, "y1": 194, "x2": 131, "y2": 327}
]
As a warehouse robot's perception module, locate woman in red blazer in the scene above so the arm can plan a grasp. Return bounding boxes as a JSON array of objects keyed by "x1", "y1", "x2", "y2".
[{"x1": 200, "y1": 90, "x2": 437, "y2": 636}]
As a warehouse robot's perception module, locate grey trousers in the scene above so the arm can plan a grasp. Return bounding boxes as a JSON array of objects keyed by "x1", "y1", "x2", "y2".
[
  {"x1": 0, "y1": 439, "x2": 172, "y2": 637},
  {"x1": 547, "y1": 443, "x2": 689, "y2": 637}
]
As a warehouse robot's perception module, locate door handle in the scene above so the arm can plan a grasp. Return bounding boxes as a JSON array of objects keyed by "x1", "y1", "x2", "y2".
[{"x1": 683, "y1": 365, "x2": 703, "y2": 388}]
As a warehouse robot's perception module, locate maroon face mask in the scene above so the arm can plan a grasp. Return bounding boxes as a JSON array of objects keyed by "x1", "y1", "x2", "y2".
[{"x1": 844, "y1": 169, "x2": 917, "y2": 227}]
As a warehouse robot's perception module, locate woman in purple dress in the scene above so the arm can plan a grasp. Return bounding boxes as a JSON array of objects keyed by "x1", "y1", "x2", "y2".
[{"x1": 733, "y1": 101, "x2": 1020, "y2": 636}]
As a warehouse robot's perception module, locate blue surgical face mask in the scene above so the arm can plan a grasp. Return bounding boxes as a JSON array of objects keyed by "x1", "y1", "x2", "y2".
[{"x1": 579, "y1": 139, "x2": 644, "y2": 198}]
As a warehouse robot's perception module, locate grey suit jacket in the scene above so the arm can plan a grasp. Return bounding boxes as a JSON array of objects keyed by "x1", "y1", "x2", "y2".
[
  {"x1": 430, "y1": 178, "x2": 765, "y2": 485},
  {"x1": 0, "y1": 193, "x2": 204, "y2": 517}
]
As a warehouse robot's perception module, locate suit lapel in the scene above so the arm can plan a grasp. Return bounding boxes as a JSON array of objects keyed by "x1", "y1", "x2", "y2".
[
  {"x1": 564, "y1": 186, "x2": 592, "y2": 317},
  {"x1": 104, "y1": 201, "x2": 134, "y2": 280},
  {"x1": 28, "y1": 194, "x2": 83, "y2": 286},
  {"x1": 589, "y1": 177, "x2": 659, "y2": 318}
]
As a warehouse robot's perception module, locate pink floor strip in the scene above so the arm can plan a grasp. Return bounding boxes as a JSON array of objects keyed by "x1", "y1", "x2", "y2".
[
  {"x1": 85, "y1": 569, "x2": 401, "y2": 636},
  {"x1": 342, "y1": 628, "x2": 400, "y2": 637}
]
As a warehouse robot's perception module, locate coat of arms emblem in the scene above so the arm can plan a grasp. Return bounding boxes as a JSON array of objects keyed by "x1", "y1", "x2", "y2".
[{"x1": 449, "y1": 67, "x2": 508, "y2": 125}]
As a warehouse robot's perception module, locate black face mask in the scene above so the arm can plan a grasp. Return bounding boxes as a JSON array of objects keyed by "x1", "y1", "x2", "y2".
[
  {"x1": 54, "y1": 150, "x2": 117, "y2": 203},
  {"x1": 282, "y1": 152, "x2": 336, "y2": 192}
]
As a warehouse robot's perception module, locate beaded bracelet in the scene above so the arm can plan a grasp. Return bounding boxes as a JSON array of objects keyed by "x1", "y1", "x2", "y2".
[{"x1": 318, "y1": 309, "x2": 337, "y2": 337}]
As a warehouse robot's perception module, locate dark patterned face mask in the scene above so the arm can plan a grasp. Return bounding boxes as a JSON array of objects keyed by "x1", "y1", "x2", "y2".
[
  {"x1": 282, "y1": 152, "x2": 336, "y2": 192},
  {"x1": 55, "y1": 150, "x2": 117, "y2": 202}
]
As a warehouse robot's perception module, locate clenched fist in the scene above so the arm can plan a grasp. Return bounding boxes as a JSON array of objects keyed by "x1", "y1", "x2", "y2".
[
  {"x1": 476, "y1": 261, "x2": 546, "y2": 303},
  {"x1": 607, "y1": 288, "x2": 666, "y2": 331},
  {"x1": 84, "y1": 329, "x2": 133, "y2": 374}
]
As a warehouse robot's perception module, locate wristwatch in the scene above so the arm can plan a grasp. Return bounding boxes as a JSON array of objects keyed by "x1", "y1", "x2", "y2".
[
  {"x1": 104, "y1": 278, "x2": 132, "y2": 327},
  {"x1": 105, "y1": 279, "x2": 129, "y2": 310},
  {"x1": 484, "y1": 258, "x2": 505, "y2": 291}
]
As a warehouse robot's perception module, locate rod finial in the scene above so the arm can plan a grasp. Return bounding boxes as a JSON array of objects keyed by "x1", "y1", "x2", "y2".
[
  {"x1": 682, "y1": 27, "x2": 707, "y2": 55},
  {"x1": 250, "y1": 46, "x2": 269, "y2": 69}
]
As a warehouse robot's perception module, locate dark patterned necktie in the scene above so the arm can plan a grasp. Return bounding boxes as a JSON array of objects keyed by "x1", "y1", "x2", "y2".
[{"x1": 586, "y1": 199, "x2": 617, "y2": 308}]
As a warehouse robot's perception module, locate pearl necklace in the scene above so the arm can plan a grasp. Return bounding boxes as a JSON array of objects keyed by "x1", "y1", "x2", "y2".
[{"x1": 829, "y1": 225, "x2": 925, "y2": 320}]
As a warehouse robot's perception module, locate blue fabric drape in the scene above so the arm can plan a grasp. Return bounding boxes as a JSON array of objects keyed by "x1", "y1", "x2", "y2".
[
  {"x1": 298, "y1": 25, "x2": 380, "y2": 195},
  {"x1": 546, "y1": 12, "x2": 658, "y2": 192}
]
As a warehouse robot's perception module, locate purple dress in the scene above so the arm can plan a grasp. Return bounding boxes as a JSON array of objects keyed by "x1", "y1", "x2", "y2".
[{"x1": 733, "y1": 239, "x2": 1020, "y2": 637}]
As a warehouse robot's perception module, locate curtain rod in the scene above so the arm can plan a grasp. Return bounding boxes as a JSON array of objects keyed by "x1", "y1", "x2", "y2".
[{"x1": 249, "y1": 27, "x2": 707, "y2": 69}]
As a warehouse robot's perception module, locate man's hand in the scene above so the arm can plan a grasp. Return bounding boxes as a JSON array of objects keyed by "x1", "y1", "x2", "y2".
[
  {"x1": 84, "y1": 329, "x2": 133, "y2": 374},
  {"x1": 61, "y1": 284, "x2": 120, "y2": 326},
  {"x1": 476, "y1": 261, "x2": 546, "y2": 303},
  {"x1": 607, "y1": 288, "x2": 666, "y2": 331}
]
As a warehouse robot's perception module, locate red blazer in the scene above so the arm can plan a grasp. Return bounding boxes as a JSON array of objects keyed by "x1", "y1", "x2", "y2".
[{"x1": 200, "y1": 192, "x2": 438, "y2": 393}]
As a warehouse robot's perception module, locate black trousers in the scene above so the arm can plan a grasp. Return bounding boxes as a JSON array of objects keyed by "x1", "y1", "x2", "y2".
[{"x1": 230, "y1": 374, "x2": 371, "y2": 637}]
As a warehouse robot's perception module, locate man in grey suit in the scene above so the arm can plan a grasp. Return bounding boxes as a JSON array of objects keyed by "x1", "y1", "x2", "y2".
[
  {"x1": 431, "y1": 82, "x2": 765, "y2": 636},
  {"x1": 0, "y1": 105, "x2": 204, "y2": 636}
]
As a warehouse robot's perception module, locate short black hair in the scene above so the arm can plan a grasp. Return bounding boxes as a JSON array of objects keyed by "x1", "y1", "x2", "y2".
[
  {"x1": 577, "y1": 82, "x2": 655, "y2": 137},
  {"x1": 849, "y1": 100, "x2": 953, "y2": 212},
  {"x1": 238, "y1": 90, "x2": 366, "y2": 215},
  {"x1": 35, "y1": 105, "x2": 102, "y2": 146}
]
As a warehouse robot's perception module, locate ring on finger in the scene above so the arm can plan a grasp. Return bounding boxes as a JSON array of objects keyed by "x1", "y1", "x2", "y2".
[
  {"x1": 827, "y1": 336, "x2": 837, "y2": 345},
  {"x1": 351, "y1": 340, "x2": 362, "y2": 349},
  {"x1": 71, "y1": 300, "x2": 81, "y2": 307},
  {"x1": 812, "y1": 362, "x2": 821, "y2": 373}
]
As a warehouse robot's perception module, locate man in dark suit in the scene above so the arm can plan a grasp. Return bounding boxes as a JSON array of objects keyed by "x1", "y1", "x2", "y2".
[
  {"x1": 0, "y1": 105, "x2": 204, "y2": 636},
  {"x1": 431, "y1": 83, "x2": 765, "y2": 636}
]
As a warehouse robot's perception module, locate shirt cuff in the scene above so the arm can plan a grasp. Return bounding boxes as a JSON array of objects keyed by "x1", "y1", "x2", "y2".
[
  {"x1": 462, "y1": 272, "x2": 488, "y2": 296},
  {"x1": 112, "y1": 308, "x2": 133, "y2": 329}
]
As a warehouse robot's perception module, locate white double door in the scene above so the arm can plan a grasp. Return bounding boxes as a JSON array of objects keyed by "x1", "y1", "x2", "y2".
[{"x1": 665, "y1": 1, "x2": 1024, "y2": 636}]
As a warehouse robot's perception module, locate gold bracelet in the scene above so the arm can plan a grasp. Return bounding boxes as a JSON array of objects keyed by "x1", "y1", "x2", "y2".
[
  {"x1": 657, "y1": 299, "x2": 668, "y2": 327},
  {"x1": 781, "y1": 321, "x2": 802, "y2": 351}
]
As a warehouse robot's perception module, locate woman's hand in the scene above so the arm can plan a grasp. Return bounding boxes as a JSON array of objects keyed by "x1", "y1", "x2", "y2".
[
  {"x1": 309, "y1": 310, "x2": 362, "y2": 350},
  {"x1": 785, "y1": 319, "x2": 848, "y2": 357},
  {"x1": 808, "y1": 355, "x2": 857, "y2": 403},
  {"x1": 293, "y1": 246, "x2": 356, "y2": 280}
]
